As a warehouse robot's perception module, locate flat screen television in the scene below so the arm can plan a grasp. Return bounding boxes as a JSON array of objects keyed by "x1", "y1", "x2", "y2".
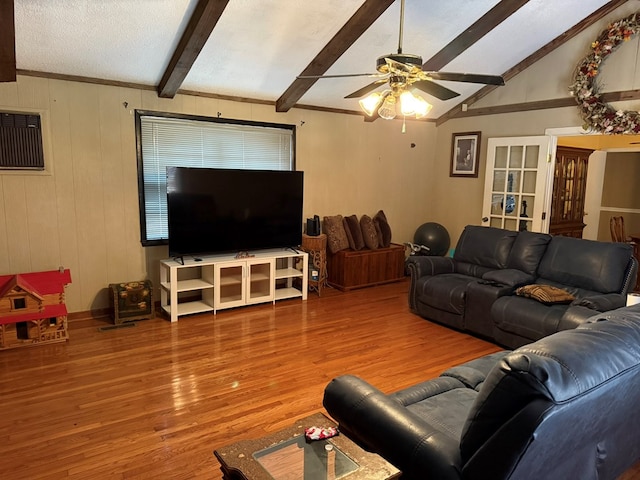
[{"x1": 166, "y1": 167, "x2": 304, "y2": 258}]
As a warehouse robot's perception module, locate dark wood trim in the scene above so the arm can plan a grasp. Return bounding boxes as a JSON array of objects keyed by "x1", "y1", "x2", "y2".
[
  {"x1": 157, "y1": 0, "x2": 230, "y2": 98},
  {"x1": 0, "y1": 0, "x2": 16, "y2": 82},
  {"x1": 17, "y1": 69, "x2": 158, "y2": 91},
  {"x1": 436, "y1": 0, "x2": 630, "y2": 126},
  {"x1": 443, "y1": 88, "x2": 640, "y2": 119},
  {"x1": 26, "y1": 67, "x2": 637, "y2": 122},
  {"x1": 68, "y1": 307, "x2": 110, "y2": 322},
  {"x1": 602, "y1": 88, "x2": 640, "y2": 102},
  {"x1": 422, "y1": 0, "x2": 529, "y2": 71},
  {"x1": 275, "y1": 0, "x2": 395, "y2": 113},
  {"x1": 453, "y1": 97, "x2": 575, "y2": 118}
]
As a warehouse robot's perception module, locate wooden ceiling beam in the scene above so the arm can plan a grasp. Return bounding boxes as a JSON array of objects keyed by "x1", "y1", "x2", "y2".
[
  {"x1": 275, "y1": 0, "x2": 395, "y2": 113},
  {"x1": 436, "y1": 0, "x2": 629, "y2": 126},
  {"x1": 0, "y1": 0, "x2": 16, "y2": 82},
  {"x1": 157, "y1": 0, "x2": 230, "y2": 99},
  {"x1": 422, "y1": 0, "x2": 529, "y2": 72}
]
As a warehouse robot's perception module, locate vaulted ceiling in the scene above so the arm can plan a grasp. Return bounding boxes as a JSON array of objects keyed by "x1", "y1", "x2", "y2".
[{"x1": 0, "y1": 0, "x2": 631, "y2": 122}]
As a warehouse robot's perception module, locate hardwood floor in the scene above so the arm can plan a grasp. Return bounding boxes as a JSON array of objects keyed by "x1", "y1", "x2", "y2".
[{"x1": 0, "y1": 280, "x2": 638, "y2": 479}]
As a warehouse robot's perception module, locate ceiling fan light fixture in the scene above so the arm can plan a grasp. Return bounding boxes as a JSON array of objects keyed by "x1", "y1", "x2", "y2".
[
  {"x1": 359, "y1": 91, "x2": 385, "y2": 116},
  {"x1": 377, "y1": 94, "x2": 397, "y2": 120},
  {"x1": 413, "y1": 95, "x2": 432, "y2": 119},
  {"x1": 399, "y1": 90, "x2": 432, "y2": 119},
  {"x1": 399, "y1": 90, "x2": 417, "y2": 116}
]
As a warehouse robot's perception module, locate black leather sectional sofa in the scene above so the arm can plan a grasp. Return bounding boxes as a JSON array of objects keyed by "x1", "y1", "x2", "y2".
[
  {"x1": 406, "y1": 225, "x2": 638, "y2": 348},
  {"x1": 323, "y1": 305, "x2": 640, "y2": 480}
]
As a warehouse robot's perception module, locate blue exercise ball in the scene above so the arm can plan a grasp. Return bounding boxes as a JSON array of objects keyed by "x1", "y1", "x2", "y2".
[{"x1": 413, "y1": 222, "x2": 450, "y2": 256}]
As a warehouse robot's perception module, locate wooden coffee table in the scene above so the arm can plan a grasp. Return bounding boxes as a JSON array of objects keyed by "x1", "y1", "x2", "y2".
[{"x1": 214, "y1": 412, "x2": 400, "y2": 480}]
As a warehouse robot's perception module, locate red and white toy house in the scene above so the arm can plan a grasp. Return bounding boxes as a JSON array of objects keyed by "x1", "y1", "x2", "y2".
[{"x1": 0, "y1": 268, "x2": 72, "y2": 350}]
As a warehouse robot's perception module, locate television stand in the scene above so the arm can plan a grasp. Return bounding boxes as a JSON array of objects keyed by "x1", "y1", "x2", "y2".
[{"x1": 160, "y1": 249, "x2": 308, "y2": 322}]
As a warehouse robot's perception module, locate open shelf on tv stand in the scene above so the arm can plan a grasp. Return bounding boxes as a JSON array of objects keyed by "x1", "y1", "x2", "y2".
[{"x1": 159, "y1": 249, "x2": 308, "y2": 322}]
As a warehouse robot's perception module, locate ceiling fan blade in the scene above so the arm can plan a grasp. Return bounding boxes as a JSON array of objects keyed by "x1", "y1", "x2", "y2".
[
  {"x1": 413, "y1": 80, "x2": 460, "y2": 101},
  {"x1": 297, "y1": 72, "x2": 385, "y2": 79},
  {"x1": 344, "y1": 79, "x2": 388, "y2": 99},
  {"x1": 425, "y1": 72, "x2": 505, "y2": 86}
]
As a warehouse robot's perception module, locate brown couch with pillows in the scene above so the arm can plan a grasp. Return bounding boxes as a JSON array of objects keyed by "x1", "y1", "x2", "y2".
[{"x1": 323, "y1": 211, "x2": 405, "y2": 291}]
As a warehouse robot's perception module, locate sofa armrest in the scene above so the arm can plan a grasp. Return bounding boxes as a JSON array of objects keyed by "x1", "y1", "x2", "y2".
[
  {"x1": 559, "y1": 294, "x2": 627, "y2": 331},
  {"x1": 406, "y1": 256, "x2": 455, "y2": 311},
  {"x1": 571, "y1": 293, "x2": 626, "y2": 312},
  {"x1": 323, "y1": 375, "x2": 462, "y2": 480},
  {"x1": 406, "y1": 255, "x2": 455, "y2": 277}
]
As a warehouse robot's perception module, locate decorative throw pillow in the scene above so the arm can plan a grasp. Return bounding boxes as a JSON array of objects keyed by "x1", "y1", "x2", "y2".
[
  {"x1": 373, "y1": 210, "x2": 392, "y2": 247},
  {"x1": 515, "y1": 284, "x2": 575, "y2": 304},
  {"x1": 323, "y1": 215, "x2": 349, "y2": 253},
  {"x1": 342, "y1": 217, "x2": 355, "y2": 250},
  {"x1": 360, "y1": 215, "x2": 379, "y2": 249},
  {"x1": 343, "y1": 215, "x2": 365, "y2": 250}
]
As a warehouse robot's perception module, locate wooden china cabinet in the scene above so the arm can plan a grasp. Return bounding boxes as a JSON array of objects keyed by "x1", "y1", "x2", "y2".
[{"x1": 549, "y1": 146, "x2": 592, "y2": 238}]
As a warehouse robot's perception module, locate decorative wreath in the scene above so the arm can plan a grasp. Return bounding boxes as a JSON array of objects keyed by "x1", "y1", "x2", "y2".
[{"x1": 569, "y1": 12, "x2": 640, "y2": 134}]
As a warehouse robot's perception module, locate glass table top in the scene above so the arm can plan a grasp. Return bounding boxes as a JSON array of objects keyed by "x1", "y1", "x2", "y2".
[{"x1": 253, "y1": 435, "x2": 358, "y2": 480}]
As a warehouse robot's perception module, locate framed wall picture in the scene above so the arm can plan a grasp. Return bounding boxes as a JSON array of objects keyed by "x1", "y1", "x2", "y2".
[{"x1": 450, "y1": 131, "x2": 481, "y2": 177}]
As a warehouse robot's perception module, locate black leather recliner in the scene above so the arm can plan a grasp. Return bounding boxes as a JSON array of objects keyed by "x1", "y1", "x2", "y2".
[{"x1": 323, "y1": 305, "x2": 640, "y2": 480}]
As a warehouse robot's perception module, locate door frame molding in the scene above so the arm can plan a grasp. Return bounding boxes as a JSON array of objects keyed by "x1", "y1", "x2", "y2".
[{"x1": 544, "y1": 126, "x2": 614, "y2": 240}]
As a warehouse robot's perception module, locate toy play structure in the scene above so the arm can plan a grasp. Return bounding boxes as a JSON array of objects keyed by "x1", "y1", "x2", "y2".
[{"x1": 0, "y1": 268, "x2": 72, "y2": 349}]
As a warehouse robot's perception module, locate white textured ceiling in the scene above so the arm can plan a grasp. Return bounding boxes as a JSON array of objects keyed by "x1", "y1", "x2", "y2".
[{"x1": 13, "y1": 0, "x2": 614, "y2": 119}]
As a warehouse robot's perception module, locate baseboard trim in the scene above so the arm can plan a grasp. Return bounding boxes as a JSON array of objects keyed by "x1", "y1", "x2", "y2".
[{"x1": 68, "y1": 301, "x2": 163, "y2": 323}]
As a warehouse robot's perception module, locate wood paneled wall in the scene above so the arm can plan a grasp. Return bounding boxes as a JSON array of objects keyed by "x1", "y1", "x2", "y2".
[{"x1": 0, "y1": 76, "x2": 436, "y2": 313}]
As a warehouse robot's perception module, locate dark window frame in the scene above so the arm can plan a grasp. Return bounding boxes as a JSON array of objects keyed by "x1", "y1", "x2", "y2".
[
  {"x1": 12, "y1": 297, "x2": 26, "y2": 310},
  {"x1": 135, "y1": 110, "x2": 296, "y2": 247}
]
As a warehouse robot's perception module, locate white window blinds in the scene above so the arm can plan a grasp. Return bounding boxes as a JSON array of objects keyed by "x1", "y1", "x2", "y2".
[{"x1": 138, "y1": 114, "x2": 294, "y2": 243}]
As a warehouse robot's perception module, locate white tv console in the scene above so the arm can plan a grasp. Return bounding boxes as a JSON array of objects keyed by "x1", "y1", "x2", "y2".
[{"x1": 159, "y1": 249, "x2": 308, "y2": 322}]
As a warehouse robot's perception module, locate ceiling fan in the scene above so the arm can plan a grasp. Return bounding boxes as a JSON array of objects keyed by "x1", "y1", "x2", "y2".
[{"x1": 298, "y1": 0, "x2": 505, "y2": 119}]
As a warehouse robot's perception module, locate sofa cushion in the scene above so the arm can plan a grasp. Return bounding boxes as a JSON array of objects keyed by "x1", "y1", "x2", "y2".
[
  {"x1": 515, "y1": 284, "x2": 575, "y2": 304},
  {"x1": 406, "y1": 388, "x2": 478, "y2": 440},
  {"x1": 455, "y1": 262, "x2": 495, "y2": 279},
  {"x1": 537, "y1": 236, "x2": 633, "y2": 293},
  {"x1": 323, "y1": 215, "x2": 349, "y2": 253},
  {"x1": 360, "y1": 215, "x2": 379, "y2": 249},
  {"x1": 482, "y1": 269, "x2": 534, "y2": 288},
  {"x1": 454, "y1": 226, "x2": 518, "y2": 270},
  {"x1": 492, "y1": 295, "x2": 568, "y2": 340},
  {"x1": 506, "y1": 231, "x2": 551, "y2": 275},
  {"x1": 373, "y1": 210, "x2": 392, "y2": 248}
]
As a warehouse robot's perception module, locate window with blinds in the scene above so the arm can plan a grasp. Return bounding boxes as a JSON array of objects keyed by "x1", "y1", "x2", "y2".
[{"x1": 135, "y1": 111, "x2": 295, "y2": 245}]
